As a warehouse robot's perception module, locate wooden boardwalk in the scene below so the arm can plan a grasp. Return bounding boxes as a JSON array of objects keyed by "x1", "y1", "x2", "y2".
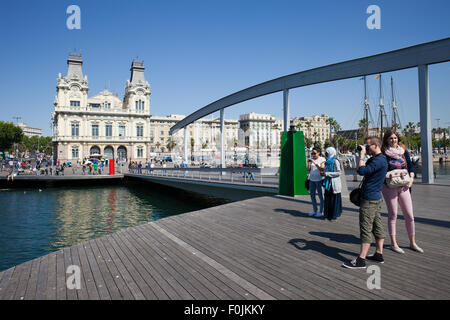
[{"x1": 0, "y1": 181, "x2": 449, "y2": 300}]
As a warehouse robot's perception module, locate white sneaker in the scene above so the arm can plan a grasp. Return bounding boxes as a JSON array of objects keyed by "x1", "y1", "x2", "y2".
[
  {"x1": 390, "y1": 245, "x2": 405, "y2": 254},
  {"x1": 309, "y1": 212, "x2": 316, "y2": 217},
  {"x1": 315, "y1": 212, "x2": 323, "y2": 217}
]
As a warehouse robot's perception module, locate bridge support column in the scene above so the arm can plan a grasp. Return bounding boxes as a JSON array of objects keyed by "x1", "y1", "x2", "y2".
[
  {"x1": 283, "y1": 89, "x2": 289, "y2": 131},
  {"x1": 220, "y1": 108, "x2": 225, "y2": 169},
  {"x1": 184, "y1": 127, "x2": 188, "y2": 163},
  {"x1": 418, "y1": 64, "x2": 434, "y2": 184}
]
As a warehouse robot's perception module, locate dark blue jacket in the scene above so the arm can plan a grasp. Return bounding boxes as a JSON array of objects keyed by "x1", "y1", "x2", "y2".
[{"x1": 357, "y1": 153, "x2": 388, "y2": 201}]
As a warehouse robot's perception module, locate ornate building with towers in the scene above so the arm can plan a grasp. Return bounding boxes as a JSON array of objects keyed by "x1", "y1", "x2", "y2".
[{"x1": 52, "y1": 53, "x2": 151, "y2": 162}]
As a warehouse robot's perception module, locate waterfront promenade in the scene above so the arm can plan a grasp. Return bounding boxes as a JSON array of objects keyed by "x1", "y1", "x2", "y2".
[{"x1": 0, "y1": 176, "x2": 449, "y2": 300}]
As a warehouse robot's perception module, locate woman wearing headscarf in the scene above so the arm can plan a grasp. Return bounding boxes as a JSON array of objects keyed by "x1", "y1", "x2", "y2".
[{"x1": 320, "y1": 147, "x2": 342, "y2": 221}]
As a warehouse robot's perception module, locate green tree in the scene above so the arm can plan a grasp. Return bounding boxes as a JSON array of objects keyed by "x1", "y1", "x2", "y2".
[
  {"x1": 312, "y1": 131, "x2": 319, "y2": 144},
  {"x1": 190, "y1": 137, "x2": 195, "y2": 160},
  {"x1": 404, "y1": 122, "x2": 416, "y2": 136},
  {"x1": 304, "y1": 137, "x2": 313, "y2": 148},
  {"x1": 305, "y1": 120, "x2": 312, "y2": 134},
  {"x1": 326, "y1": 117, "x2": 341, "y2": 147},
  {"x1": 166, "y1": 137, "x2": 176, "y2": 152},
  {"x1": 0, "y1": 121, "x2": 23, "y2": 156}
]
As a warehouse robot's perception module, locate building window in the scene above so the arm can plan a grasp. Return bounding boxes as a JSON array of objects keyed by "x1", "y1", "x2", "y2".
[
  {"x1": 70, "y1": 101, "x2": 80, "y2": 107},
  {"x1": 137, "y1": 147, "x2": 144, "y2": 158},
  {"x1": 136, "y1": 125, "x2": 144, "y2": 137},
  {"x1": 135, "y1": 100, "x2": 145, "y2": 111},
  {"x1": 103, "y1": 103, "x2": 111, "y2": 109},
  {"x1": 71, "y1": 123, "x2": 79, "y2": 136},
  {"x1": 105, "y1": 125, "x2": 112, "y2": 137},
  {"x1": 90, "y1": 103, "x2": 100, "y2": 108},
  {"x1": 119, "y1": 125, "x2": 125, "y2": 137},
  {"x1": 92, "y1": 124, "x2": 99, "y2": 137},
  {"x1": 72, "y1": 147, "x2": 79, "y2": 158}
]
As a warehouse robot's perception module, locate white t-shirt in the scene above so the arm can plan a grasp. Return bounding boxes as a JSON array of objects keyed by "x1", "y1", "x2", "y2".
[{"x1": 308, "y1": 156, "x2": 326, "y2": 182}]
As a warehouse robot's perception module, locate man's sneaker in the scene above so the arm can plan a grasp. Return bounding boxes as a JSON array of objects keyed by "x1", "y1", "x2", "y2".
[
  {"x1": 315, "y1": 212, "x2": 324, "y2": 217},
  {"x1": 309, "y1": 212, "x2": 316, "y2": 217},
  {"x1": 366, "y1": 252, "x2": 385, "y2": 264},
  {"x1": 342, "y1": 256, "x2": 366, "y2": 269}
]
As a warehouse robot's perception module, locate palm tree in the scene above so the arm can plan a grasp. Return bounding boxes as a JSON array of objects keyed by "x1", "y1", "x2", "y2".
[
  {"x1": 305, "y1": 120, "x2": 313, "y2": 140},
  {"x1": 326, "y1": 117, "x2": 341, "y2": 147},
  {"x1": 312, "y1": 131, "x2": 319, "y2": 144},
  {"x1": 190, "y1": 137, "x2": 195, "y2": 161},
  {"x1": 405, "y1": 122, "x2": 416, "y2": 136},
  {"x1": 326, "y1": 117, "x2": 334, "y2": 140},
  {"x1": 304, "y1": 137, "x2": 313, "y2": 148},
  {"x1": 166, "y1": 137, "x2": 176, "y2": 152}
]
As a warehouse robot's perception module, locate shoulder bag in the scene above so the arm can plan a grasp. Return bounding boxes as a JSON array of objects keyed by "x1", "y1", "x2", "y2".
[
  {"x1": 350, "y1": 178, "x2": 364, "y2": 207},
  {"x1": 385, "y1": 154, "x2": 411, "y2": 188}
]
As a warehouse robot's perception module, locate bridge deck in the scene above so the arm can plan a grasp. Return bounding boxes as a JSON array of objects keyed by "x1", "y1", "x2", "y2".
[{"x1": 0, "y1": 181, "x2": 449, "y2": 300}]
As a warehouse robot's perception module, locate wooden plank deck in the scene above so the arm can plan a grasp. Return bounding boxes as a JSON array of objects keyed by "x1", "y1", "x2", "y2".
[{"x1": 0, "y1": 181, "x2": 449, "y2": 300}]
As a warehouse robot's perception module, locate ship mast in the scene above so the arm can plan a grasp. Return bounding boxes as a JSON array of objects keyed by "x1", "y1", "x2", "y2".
[
  {"x1": 364, "y1": 76, "x2": 369, "y2": 138},
  {"x1": 378, "y1": 74, "x2": 385, "y2": 139},
  {"x1": 391, "y1": 76, "x2": 400, "y2": 131}
]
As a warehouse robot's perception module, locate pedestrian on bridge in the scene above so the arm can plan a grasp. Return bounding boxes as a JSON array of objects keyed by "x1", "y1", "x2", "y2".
[
  {"x1": 320, "y1": 147, "x2": 342, "y2": 221},
  {"x1": 381, "y1": 130, "x2": 423, "y2": 254},
  {"x1": 343, "y1": 137, "x2": 387, "y2": 269},
  {"x1": 307, "y1": 147, "x2": 325, "y2": 217}
]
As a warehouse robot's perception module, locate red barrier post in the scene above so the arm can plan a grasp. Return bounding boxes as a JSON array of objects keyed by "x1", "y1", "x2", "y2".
[{"x1": 109, "y1": 159, "x2": 115, "y2": 175}]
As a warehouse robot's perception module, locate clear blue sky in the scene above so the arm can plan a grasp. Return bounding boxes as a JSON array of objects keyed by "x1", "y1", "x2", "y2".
[{"x1": 0, "y1": 0, "x2": 449, "y2": 136}]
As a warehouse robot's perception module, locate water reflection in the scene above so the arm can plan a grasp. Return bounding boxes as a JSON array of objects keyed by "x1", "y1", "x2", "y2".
[{"x1": 0, "y1": 185, "x2": 216, "y2": 271}]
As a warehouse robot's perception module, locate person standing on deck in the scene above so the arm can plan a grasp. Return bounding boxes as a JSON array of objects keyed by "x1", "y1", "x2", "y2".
[
  {"x1": 343, "y1": 137, "x2": 387, "y2": 269},
  {"x1": 320, "y1": 147, "x2": 342, "y2": 221},
  {"x1": 307, "y1": 147, "x2": 326, "y2": 217},
  {"x1": 381, "y1": 130, "x2": 423, "y2": 254}
]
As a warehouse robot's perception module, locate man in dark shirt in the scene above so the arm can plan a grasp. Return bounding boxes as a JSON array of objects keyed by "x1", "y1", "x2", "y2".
[{"x1": 343, "y1": 136, "x2": 388, "y2": 269}]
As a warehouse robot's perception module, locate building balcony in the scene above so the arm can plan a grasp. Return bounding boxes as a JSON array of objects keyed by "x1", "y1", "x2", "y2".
[
  {"x1": 53, "y1": 136, "x2": 151, "y2": 143},
  {"x1": 54, "y1": 106, "x2": 150, "y2": 117}
]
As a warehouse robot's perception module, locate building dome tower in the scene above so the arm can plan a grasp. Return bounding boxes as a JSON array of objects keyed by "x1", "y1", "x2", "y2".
[
  {"x1": 123, "y1": 60, "x2": 150, "y2": 114},
  {"x1": 54, "y1": 53, "x2": 89, "y2": 111}
]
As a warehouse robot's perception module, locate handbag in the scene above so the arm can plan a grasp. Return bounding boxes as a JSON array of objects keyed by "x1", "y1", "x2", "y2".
[
  {"x1": 305, "y1": 178, "x2": 310, "y2": 191},
  {"x1": 385, "y1": 169, "x2": 411, "y2": 188},
  {"x1": 350, "y1": 178, "x2": 364, "y2": 207}
]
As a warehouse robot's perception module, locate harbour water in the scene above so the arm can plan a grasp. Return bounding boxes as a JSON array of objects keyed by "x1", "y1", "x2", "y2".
[
  {"x1": 0, "y1": 185, "x2": 226, "y2": 271},
  {"x1": 433, "y1": 162, "x2": 450, "y2": 179}
]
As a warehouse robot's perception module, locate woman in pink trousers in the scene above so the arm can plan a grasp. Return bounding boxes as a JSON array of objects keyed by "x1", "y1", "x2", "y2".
[{"x1": 381, "y1": 130, "x2": 423, "y2": 254}]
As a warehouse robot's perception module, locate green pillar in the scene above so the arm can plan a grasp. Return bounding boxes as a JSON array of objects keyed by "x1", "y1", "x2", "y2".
[{"x1": 278, "y1": 130, "x2": 309, "y2": 196}]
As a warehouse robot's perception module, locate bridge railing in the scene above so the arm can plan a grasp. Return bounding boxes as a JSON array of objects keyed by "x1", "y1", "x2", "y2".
[{"x1": 128, "y1": 167, "x2": 279, "y2": 185}]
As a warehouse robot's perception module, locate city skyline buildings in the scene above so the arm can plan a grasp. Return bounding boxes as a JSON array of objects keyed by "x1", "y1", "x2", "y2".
[{"x1": 0, "y1": 1, "x2": 449, "y2": 137}]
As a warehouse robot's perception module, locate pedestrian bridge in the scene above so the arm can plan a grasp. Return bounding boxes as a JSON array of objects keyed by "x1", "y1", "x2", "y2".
[{"x1": 170, "y1": 38, "x2": 450, "y2": 184}]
